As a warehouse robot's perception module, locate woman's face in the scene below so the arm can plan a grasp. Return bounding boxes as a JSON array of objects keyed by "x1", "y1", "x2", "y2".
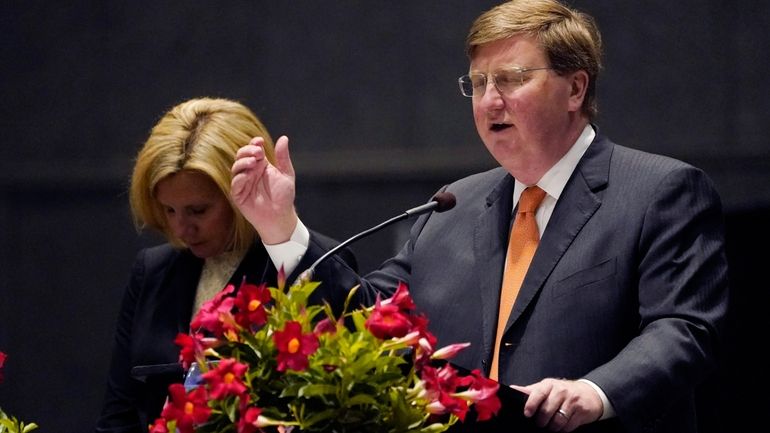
[{"x1": 155, "y1": 170, "x2": 235, "y2": 258}]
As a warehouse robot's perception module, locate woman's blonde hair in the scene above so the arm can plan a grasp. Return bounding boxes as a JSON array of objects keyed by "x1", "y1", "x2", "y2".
[
  {"x1": 466, "y1": 0, "x2": 603, "y2": 119},
  {"x1": 129, "y1": 97, "x2": 275, "y2": 252}
]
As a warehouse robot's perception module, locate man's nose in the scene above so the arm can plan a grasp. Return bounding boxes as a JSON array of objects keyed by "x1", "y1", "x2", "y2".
[{"x1": 478, "y1": 79, "x2": 504, "y2": 109}]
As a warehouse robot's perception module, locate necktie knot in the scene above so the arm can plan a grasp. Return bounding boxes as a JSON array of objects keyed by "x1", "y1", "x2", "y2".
[{"x1": 518, "y1": 186, "x2": 546, "y2": 214}]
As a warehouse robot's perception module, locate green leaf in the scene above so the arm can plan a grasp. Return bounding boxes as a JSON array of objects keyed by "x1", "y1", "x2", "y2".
[
  {"x1": 280, "y1": 381, "x2": 304, "y2": 398},
  {"x1": 346, "y1": 393, "x2": 379, "y2": 407},
  {"x1": 21, "y1": 424, "x2": 39, "y2": 433},
  {"x1": 351, "y1": 310, "x2": 368, "y2": 332},
  {"x1": 343, "y1": 284, "x2": 361, "y2": 315},
  {"x1": 419, "y1": 422, "x2": 453, "y2": 433},
  {"x1": 225, "y1": 398, "x2": 238, "y2": 421},
  {"x1": 0, "y1": 419, "x2": 14, "y2": 432},
  {"x1": 298, "y1": 408, "x2": 337, "y2": 428},
  {"x1": 298, "y1": 383, "x2": 338, "y2": 398}
]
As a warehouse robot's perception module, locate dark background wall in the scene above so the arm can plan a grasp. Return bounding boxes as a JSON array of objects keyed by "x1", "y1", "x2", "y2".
[{"x1": 0, "y1": 1, "x2": 767, "y2": 432}]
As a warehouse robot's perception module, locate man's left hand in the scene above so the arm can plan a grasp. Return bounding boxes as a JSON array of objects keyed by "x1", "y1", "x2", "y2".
[{"x1": 512, "y1": 378, "x2": 603, "y2": 432}]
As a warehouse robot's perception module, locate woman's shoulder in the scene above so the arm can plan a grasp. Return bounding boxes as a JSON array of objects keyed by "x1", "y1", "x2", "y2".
[
  {"x1": 135, "y1": 243, "x2": 177, "y2": 265},
  {"x1": 131, "y1": 243, "x2": 195, "y2": 278}
]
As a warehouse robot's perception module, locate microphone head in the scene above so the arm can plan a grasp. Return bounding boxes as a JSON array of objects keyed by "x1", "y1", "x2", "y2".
[{"x1": 432, "y1": 192, "x2": 457, "y2": 212}]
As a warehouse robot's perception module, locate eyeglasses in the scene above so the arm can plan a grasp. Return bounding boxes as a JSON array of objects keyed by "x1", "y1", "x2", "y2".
[{"x1": 458, "y1": 67, "x2": 552, "y2": 97}]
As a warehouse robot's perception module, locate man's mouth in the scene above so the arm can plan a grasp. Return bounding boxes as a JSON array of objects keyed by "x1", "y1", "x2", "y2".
[{"x1": 490, "y1": 123, "x2": 512, "y2": 132}]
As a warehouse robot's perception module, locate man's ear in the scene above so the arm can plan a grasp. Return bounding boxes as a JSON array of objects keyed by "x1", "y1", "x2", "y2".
[{"x1": 568, "y1": 70, "x2": 589, "y2": 113}]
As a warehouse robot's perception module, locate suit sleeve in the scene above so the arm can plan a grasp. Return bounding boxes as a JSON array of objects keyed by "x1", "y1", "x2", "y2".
[
  {"x1": 301, "y1": 208, "x2": 437, "y2": 313},
  {"x1": 294, "y1": 229, "x2": 367, "y2": 316},
  {"x1": 95, "y1": 250, "x2": 148, "y2": 432},
  {"x1": 584, "y1": 166, "x2": 729, "y2": 431},
  {"x1": 303, "y1": 182, "x2": 454, "y2": 312}
]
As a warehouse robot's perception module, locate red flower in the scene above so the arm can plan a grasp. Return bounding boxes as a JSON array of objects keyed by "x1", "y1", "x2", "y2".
[
  {"x1": 408, "y1": 314, "x2": 437, "y2": 346},
  {"x1": 175, "y1": 332, "x2": 212, "y2": 370},
  {"x1": 0, "y1": 351, "x2": 6, "y2": 384},
  {"x1": 160, "y1": 383, "x2": 211, "y2": 433},
  {"x1": 237, "y1": 406, "x2": 262, "y2": 433},
  {"x1": 202, "y1": 358, "x2": 249, "y2": 400},
  {"x1": 191, "y1": 284, "x2": 237, "y2": 337},
  {"x1": 273, "y1": 321, "x2": 319, "y2": 372},
  {"x1": 149, "y1": 418, "x2": 169, "y2": 433},
  {"x1": 234, "y1": 281, "x2": 272, "y2": 329},
  {"x1": 365, "y1": 301, "x2": 412, "y2": 339},
  {"x1": 470, "y1": 388, "x2": 501, "y2": 421},
  {"x1": 406, "y1": 314, "x2": 438, "y2": 367},
  {"x1": 455, "y1": 369, "x2": 501, "y2": 421},
  {"x1": 381, "y1": 282, "x2": 416, "y2": 310},
  {"x1": 313, "y1": 317, "x2": 338, "y2": 335},
  {"x1": 430, "y1": 342, "x2": 471, "y2": 361},
  {"x1": 421, "y1": 364, "x2": 470, "y2": 421}
]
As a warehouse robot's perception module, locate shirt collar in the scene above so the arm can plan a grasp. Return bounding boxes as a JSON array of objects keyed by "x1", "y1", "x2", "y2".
[{"x1": 514, "y1": 124, "x2": 595, "y2": 202}]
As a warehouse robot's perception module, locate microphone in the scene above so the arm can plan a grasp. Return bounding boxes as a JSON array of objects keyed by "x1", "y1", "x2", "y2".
[{"x1": 295, "y1": 192, "x2": 456, "y2": 284}]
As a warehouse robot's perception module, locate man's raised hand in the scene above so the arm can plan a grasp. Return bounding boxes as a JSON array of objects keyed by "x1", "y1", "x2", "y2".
[{"x1": 231, "y1": 135, "x2": 299, "y2": 244}]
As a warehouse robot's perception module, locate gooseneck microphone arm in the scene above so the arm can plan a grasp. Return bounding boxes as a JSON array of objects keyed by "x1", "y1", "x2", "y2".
[{"x1": 295, "y1": 192, "x2": 457, "y2": 285}]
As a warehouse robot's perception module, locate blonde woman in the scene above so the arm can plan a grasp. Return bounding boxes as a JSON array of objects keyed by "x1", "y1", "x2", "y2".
[{"x1": 96, "y1": 97, "x2": 356, "y2": 432}]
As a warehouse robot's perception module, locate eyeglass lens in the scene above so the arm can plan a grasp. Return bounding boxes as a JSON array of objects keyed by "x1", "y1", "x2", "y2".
[{"x1": 459, "y1": 68, "x2": 549, "y2": 97}]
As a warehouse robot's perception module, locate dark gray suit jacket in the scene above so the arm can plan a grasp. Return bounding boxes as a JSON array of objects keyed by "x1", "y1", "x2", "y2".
[{"x1": 313, "y1": 134, "x2": 729, "y2": 433}]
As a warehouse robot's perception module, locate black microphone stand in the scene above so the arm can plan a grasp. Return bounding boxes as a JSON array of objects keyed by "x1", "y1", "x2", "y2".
[{"x1": 293, "y1": 192, "x2": 456, "y2": 285}]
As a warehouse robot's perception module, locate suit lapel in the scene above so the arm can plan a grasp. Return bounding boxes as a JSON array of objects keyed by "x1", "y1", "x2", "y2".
[
  {"x1": 505, "y1": 135, "x2": 613, "y2": 330},
  {"x1": 474, "y1": 171, "x2": 515, "y2": 359},
  {"x1": 230, "y1": 243, "x2": 274, "y2": 287},
  {"x1": 166, "y1": 251, "x2": 203, "y2": 334}
]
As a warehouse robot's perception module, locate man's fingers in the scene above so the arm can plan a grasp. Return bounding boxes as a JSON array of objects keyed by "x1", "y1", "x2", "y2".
[
  {"x1": 521, "y1": 381, "x2": 551, "y2": 418},
  {"x1": 548, "y1": 407, "x2": 572, "y2": 432},
  {"x1": 274, "y1": 135, "x2": 295, "y2": 178},
  {"x1": 235, "y1": 139, "x2": 266, "y2": 162},
  {"x1": 511, "y1": 384, "x2": 530, "y2": 394},
  {"x1": 231, "y1": 158, "x2": 253, "y2": 177},
  {"x1": 231, "y1": 156, "x2": 268, "y2": 203},
  {"x1": 517, "y1": 379, "x2": 602, "y2": 432},
  {"x1": 248, "y1": 136, "x2": 266, "y2": 147}
]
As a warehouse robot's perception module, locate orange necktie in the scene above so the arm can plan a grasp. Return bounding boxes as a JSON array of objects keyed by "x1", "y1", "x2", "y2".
[{"x1": 490, "y1": 186, "x2": 546, "y2": 380}]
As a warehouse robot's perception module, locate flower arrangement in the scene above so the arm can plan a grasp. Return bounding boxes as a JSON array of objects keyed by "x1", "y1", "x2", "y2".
[
  {"x1": 0, "y1": 351, "x2": 39, "y2": 433},
  {"x1": 151, "y1": 272, "x2": 500, "y2": 433}
]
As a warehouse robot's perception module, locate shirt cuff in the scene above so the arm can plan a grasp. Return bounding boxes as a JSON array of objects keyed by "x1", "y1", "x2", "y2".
[
  {"x1": 262, "y1": 219, "x2": 310, "y2": 276},
  {"x1": 578, "y1": 379, "x2": 615, "y2": 420}
]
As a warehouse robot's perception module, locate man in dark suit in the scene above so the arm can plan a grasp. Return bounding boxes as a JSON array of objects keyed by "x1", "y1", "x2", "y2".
[{"x1": 230, "y1": 1, "x2": 728, "y2": 432}]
